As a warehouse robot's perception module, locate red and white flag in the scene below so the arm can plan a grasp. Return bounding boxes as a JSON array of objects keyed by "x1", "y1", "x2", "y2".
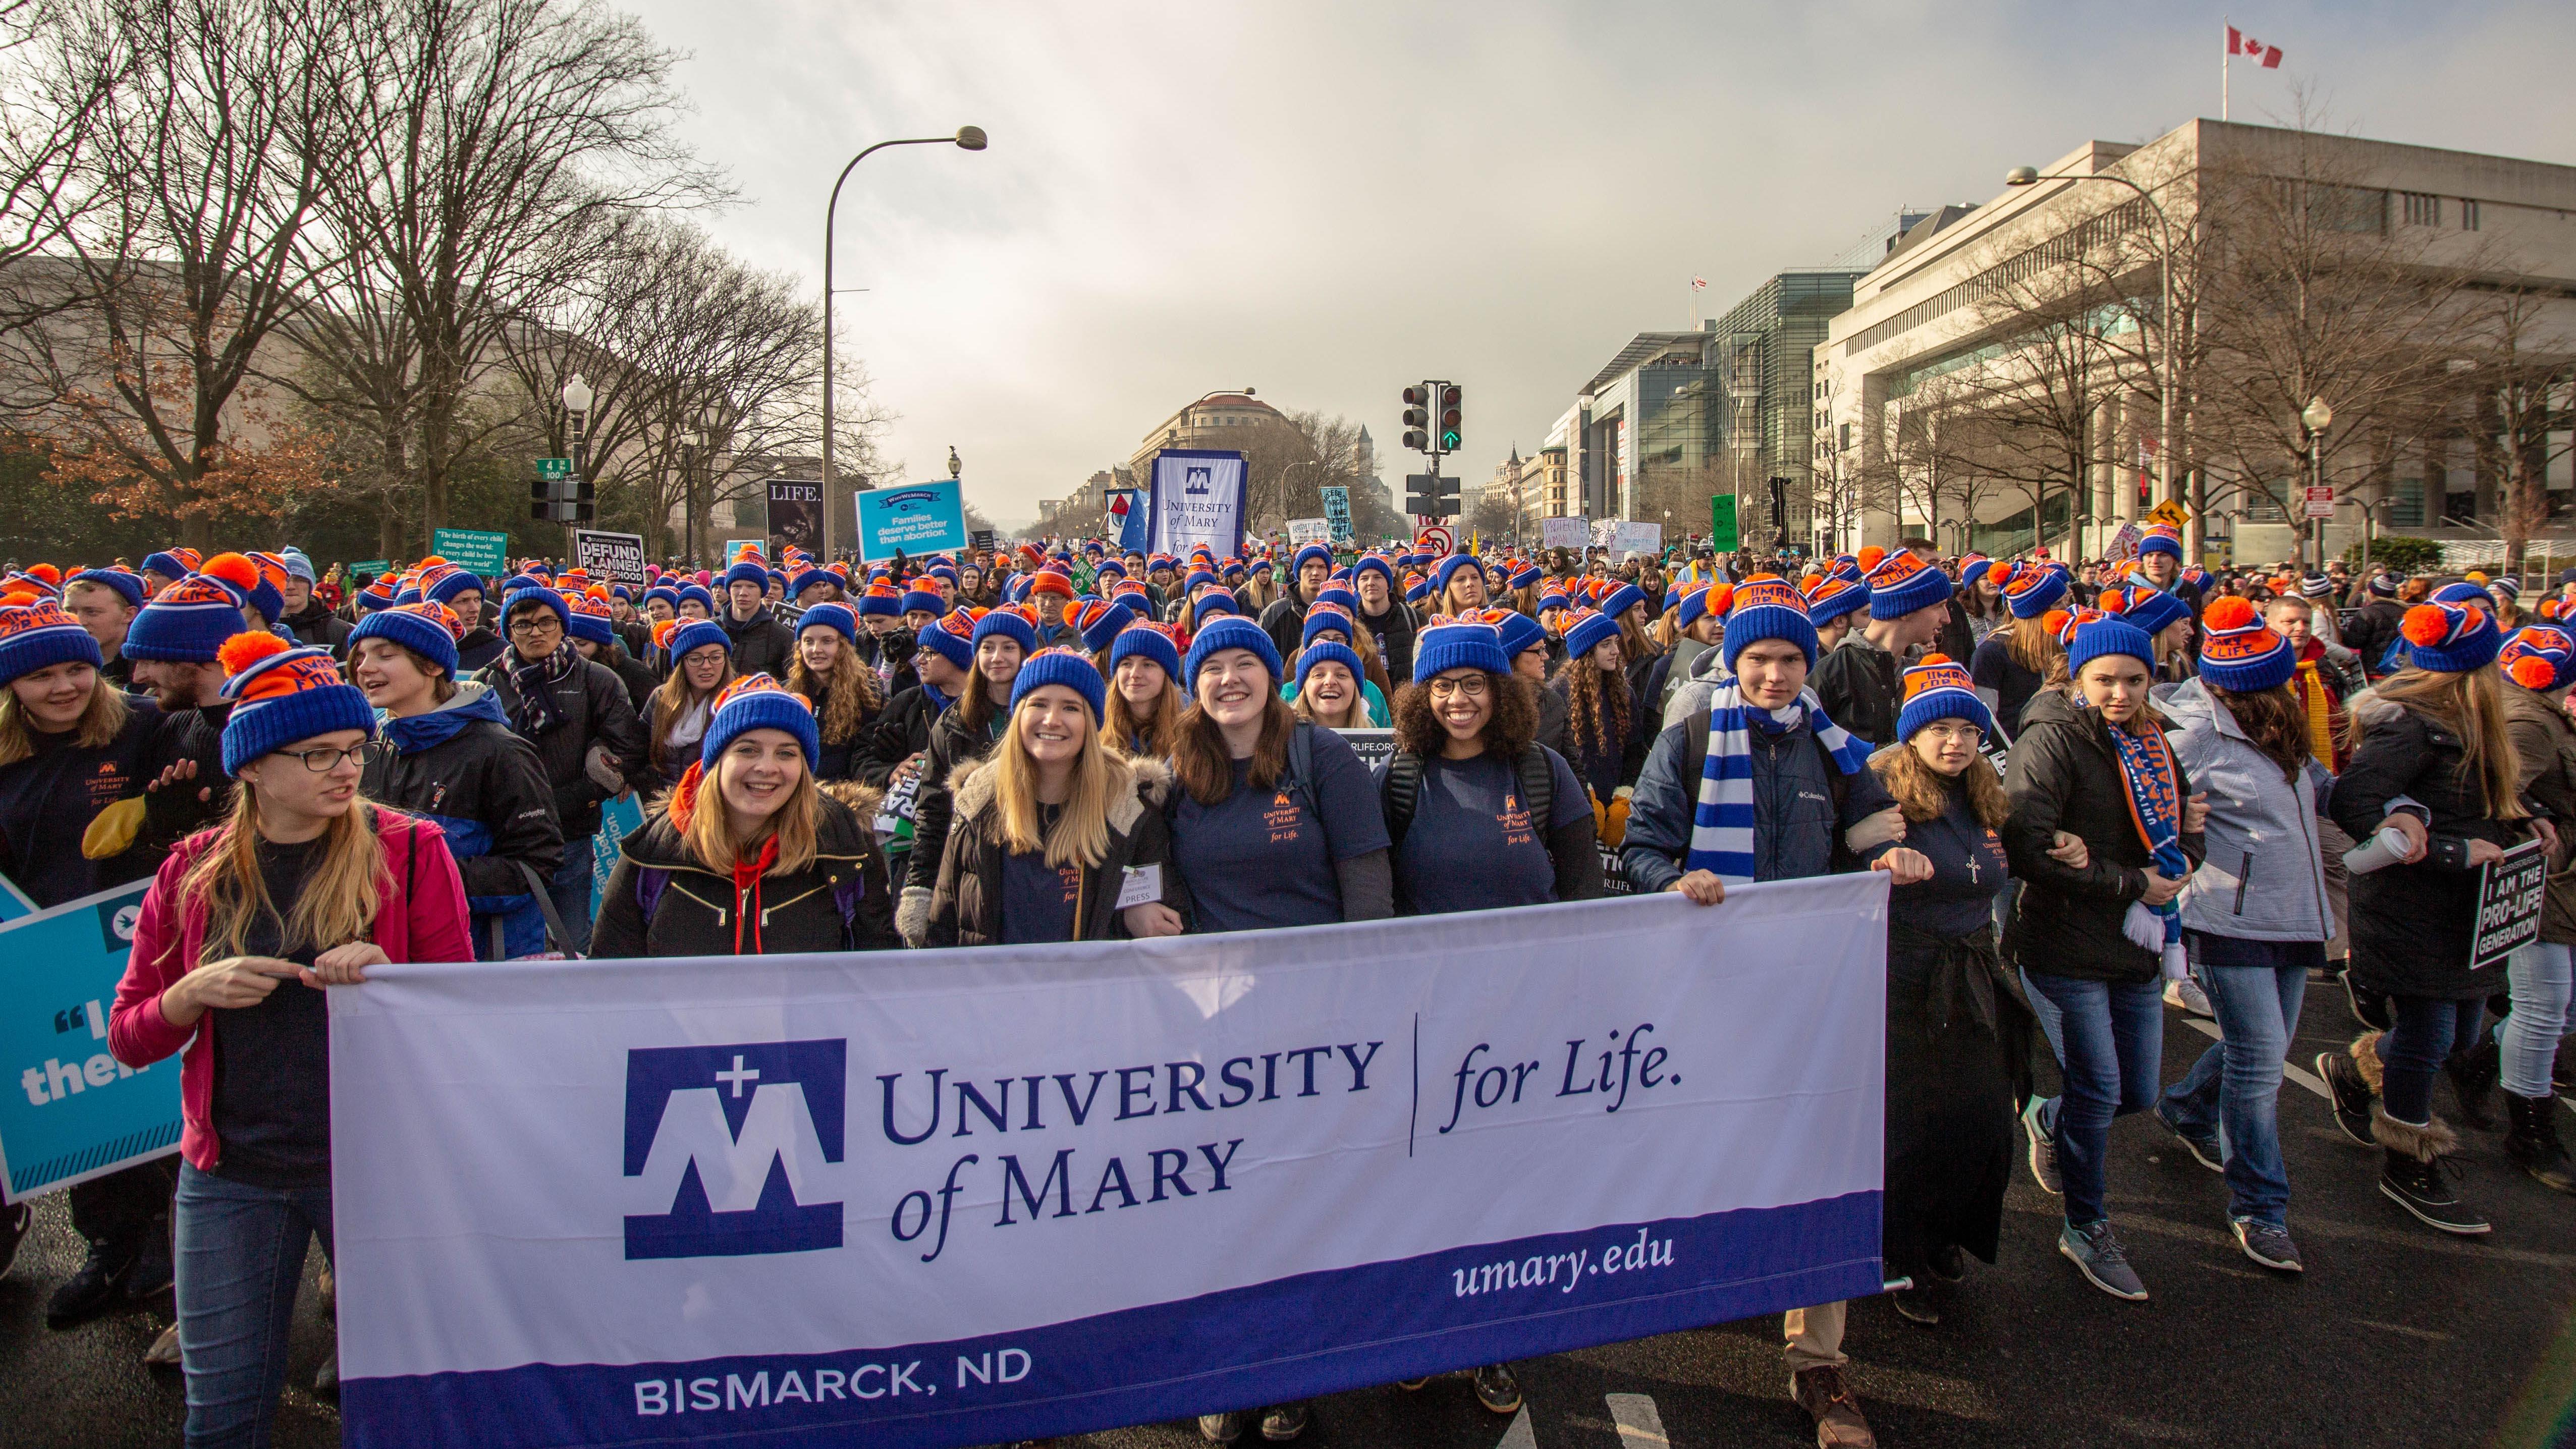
[
  {"x1": 2226, "y1": 26, "x2": 2282, "y2": 67},
  {"x1": 1689, "y1": 275, "x2": 1707, "y2": 292}
]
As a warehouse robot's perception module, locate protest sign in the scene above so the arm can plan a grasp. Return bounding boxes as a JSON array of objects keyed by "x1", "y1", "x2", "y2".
[
  {"x1": 589, "y1": 794, "x2": 649, "y2": 921},
  {"x1": 431, "y1": 529, "x2": 510, "y2": 578},
  {"x1": 857, "y1": 483, "x2": 968, "y2": 562},
  {"x1": 330, "y1": 876, "x2": 1889, "y2": 1448},
  {"x1": 1612, "y1": 521, "x2": 1663, "y2": 558},
  {"x1": 1540, "y1": 516, "x2": 1589, "y2": 550},
  {"x1": 1331, "y1": 727, "x2": 1394, "y2": 770},
  {"x1": 575, "y1": 531, "x2": 649, "y2": 585},
  {"x1": 2471, "y1": 838, "x2": 2549, "y2": 971},
  {"x1": 1146, "y1": 451, "x2": 1247, "y2": 560},
  {"x1": 0, "y1": 880, "x2": 173, "y2": 1201},
  {"x1": 1321, "y1": 486, "x2": 1352, "y2": 542},
  {"x1": 767, "y1": 480, "x2": 825, "y2": 556},
  {"x1": 1286, "y1": 518, "x2": 1330, "y2": 547}
]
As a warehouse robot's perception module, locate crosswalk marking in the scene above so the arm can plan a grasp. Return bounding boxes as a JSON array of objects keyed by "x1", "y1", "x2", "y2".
[
  {"x1": 1605, "y1": 1392, "x2": 1670, "y2": 1447},
  {"x1": 2181, "y1": 1016, "x2": 2330, "y2": 1099},
  {"x1": 1492, "y1": 1404, "x2": 1536, "y2": 1449}
]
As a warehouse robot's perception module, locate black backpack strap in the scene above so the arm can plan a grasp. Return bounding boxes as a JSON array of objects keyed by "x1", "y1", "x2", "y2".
[
  {"x1": 1285, "y1": 720, "x2": 1321, "y2": 818},
  {"x1": 1382, "y1": 750, "x2": 1424, "y2": 845},
  {"x1": 1516, "y1": 744, "x2": 1553, "y2": 831}
]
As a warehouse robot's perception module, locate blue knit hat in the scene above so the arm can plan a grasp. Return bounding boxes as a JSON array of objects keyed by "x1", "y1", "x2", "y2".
[
  {"x1": 0, "y1": 598, "x2": 102, "y2": 685},
  {"x1": 723, "y1": 554, "x2": 771, "y2": 592},
  {"x1": 1191, "y1": 590, "x2": 1240, "y2": 621},
  {"x1": 216, "y1": 634, "x2": 376, "y2": 777},
  {"x1": 1721, "y1": 575, "x2": 1820, "y2": 670},
  {"x1": 1075, "y1": 596, "x2": 1136, "y2": 653},
  {"x1": 66, "y1": 568, "x2": 145, "y2": 609},
  {"x1": 1562, "y1": 605, "x2": 1621, "y2": 662},
  {"x1": 2002, "y1": 562, "x2": 2069, "y2": 619},
  {"x1": 2137, "y1": 525, "x2": 2183, "y2": 561},
  {"x1": 666, "y1": 618, "x2": 731, "y2": 665},
  {"x1": 1803, "y1": 573, "x2": 1869, "y2": 625},
  {"x1": 2397, "y1": 600, "x2": 2502, "y2": 674},
  {"x1": 2098, "y1": 584, "x2": 2192, "y2": 640},
  {"x1": 971, "y1": 605, "x2": 1039, "y2": 656},
  {"x1": 917, "y1": 609, "x2": 979, "y2": 672},
  {"x1": 140, "y1": 551, "x2": 191, "y2": 582},
  {"x1": 1490, "y1": 608, "x2": 1547, "y2": 660},
  {"x1": 1106, "y1": 620, "x2": 1182, "y2": 683},
  {"x1": 501, "y1": 585, "x2": 570, "y2": 635},
  {"x1": 1432, "y1": 553, "x2": 1482, "y2": 597},
  {"x1": 1291, "y1": 542, "x2": 1334, "y2": 578},
  {"x1": 1009, "y1": 646, "x2": 1107, "y2": 721},
  {"x1": 1674, "y1": 583, "x2": 1723, "y2": 632},
  {"x1": 1895, "y1": 653, "x2": 1996, "y2": 742},
  {"x1": 2195, "y1": 596, "x2": 2294, "y2": 692},
  {"x1": 1297, "y1": 640, "x2": 1365, "y2": 691},
  {"x1": 2065, "y1": 616, "x2": 2155, "y2": 679},
  {"x1": 1182, "y1": 615, "x2": 1282, "y2": 692},
  {"x1": 675, "y1": 583, "x2": 715, "y2": 616},
  {"x1": 643, "y1": 585, "x2": 680, "y2": 613},
  {"x1": 1352, "y1": 555, "x2": 1396, "y2": 592},
  {"x1": 1597, "y1": 582, "x2": 1645, "y2": 621},
  {"x1": 347, "y1": 600, "x2": 463, "y2": 677},
  {"x1": 565, "y1": 592, "x2": 617, "y2": 647},
  {"x1": 123, "y1": 573, "x2": 248, "y2": 662},
  {"x1": 701, "y1": 673, "x2": 818, "y2": 770},
  {"x1": 2503, "y1": 625, "x2": 2576, "y2": 693},
  {"x1": 1301, "y1": 603, "x2": 1357, "y2": 650},
  {"x1": 796, "y1": 602, "x2": 857, "y2": 644},
  {"x1": 1411, "y1": 615, "x2": 1510, "y2": 683},
  {"x1": 423, "y1": 566, "x2": 483, "y2": 610},
  {"x1": 789, "y1": 568, "x2": 837, "y2": 601},
  {"x1": 1861, "y1": 547, "x2": 1953, "y2": 620},
  {"x1": 900, "y1": 585, "x2": 945, "y2": 617}
]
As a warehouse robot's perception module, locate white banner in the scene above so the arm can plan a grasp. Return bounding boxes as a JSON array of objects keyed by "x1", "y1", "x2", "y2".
[
  {"x1": 1286, "y1": 517, "x2": 1330, "y2": 546},
  {"x1": 1540, "y1": 516, "x2": 1590, "y2": 550},
  {"x1": 1147, "y1": 450, "x2": 1247, "y2": 560},
  {"x1": 330, "y1": 877, "x2": 1889, "y2": 1449}
]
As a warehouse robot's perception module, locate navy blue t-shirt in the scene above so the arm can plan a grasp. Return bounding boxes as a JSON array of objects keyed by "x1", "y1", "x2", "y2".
[
  {"x1": 1397, "y1": 748, "x2": 1590, "y2": 916},
  {"x1": 1171, "y1": 725, "x2": 1391, "y2": 932},
  {"x1": 1000, "y1": 804, "x2": 1081, "y2": 944}
]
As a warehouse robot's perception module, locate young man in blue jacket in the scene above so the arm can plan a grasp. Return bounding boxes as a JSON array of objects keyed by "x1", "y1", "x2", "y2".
[{"x1": 1621, "y1": 573, "x2": 1932, "y2": 1449}]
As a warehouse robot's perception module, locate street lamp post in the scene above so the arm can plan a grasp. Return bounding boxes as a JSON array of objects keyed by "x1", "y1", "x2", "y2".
[
  {"x1": 2007, "y1": 165, "x2": 2184, "y2": 555},
  {"x1": 2302, "y1": 395, "x2": 2334, "y2": 572},
  {"x1": 561, "y1": 374, "x2": 593, "y2": 563},
  {"x1": 822, "y1": 126, "x2": 987, "y2": 564}
]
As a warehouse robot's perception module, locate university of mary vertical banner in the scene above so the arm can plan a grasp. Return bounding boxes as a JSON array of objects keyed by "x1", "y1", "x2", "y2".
[
  {"x1": 329, "y1": 875, "x2": 1888, "y2": 1449},
  {"x1": 1146, "y1": 449, "x2": 1246, "y2": 560}
]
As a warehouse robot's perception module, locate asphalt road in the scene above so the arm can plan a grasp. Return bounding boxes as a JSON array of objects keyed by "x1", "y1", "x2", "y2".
[{"x1": 7, "y1": 979, "x2": 2575, "y2": 1449}]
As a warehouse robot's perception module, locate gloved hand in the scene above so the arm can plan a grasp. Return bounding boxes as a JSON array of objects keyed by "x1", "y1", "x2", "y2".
[
  {"x1": 583, "y1": 743, "x2": 626, "y2": 796},
  {"x1": 82, "y1": 797, "x2": 147, "y2": 860},
  {"x1": 895, "y1": 885, "x2": 934, "y2": 948}
]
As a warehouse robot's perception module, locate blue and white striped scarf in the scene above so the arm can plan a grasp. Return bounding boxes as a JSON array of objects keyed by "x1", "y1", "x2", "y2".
[{"x1": 1683, "y1": 675, "x2": 1874, "y2": 884}]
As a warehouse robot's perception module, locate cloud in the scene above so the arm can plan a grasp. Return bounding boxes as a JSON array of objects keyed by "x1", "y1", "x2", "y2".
[{"x1": 621, "y1": 0, "x2": 2576, "y2": 526}]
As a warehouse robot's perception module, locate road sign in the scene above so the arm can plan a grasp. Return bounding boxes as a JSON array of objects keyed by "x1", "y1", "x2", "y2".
[
  {"x1": 2304, "y1": 486, "x2": 2338, "y2": 520},
  {"x1": 536, "y1": 457, "x2": 571, "y2": 481},
  {"x1": 1416, "y1": 525, "x2": 1454, "y2": 557},
  {"x1": 1709, "y1": 494, "x2": 1738, "y2": 551},
  {"x1": 2146, "y1": 498, "x2": 2193, "y2": 528},
  {"x1": 430, "y1": 528, "x2": 509, "y2": 578}
]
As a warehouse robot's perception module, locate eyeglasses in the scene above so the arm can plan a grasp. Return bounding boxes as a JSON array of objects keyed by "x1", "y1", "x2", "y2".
[
  {"x1": 1916, "y1": 722, "x2": 1984, "y2": 745},
  {"x1": 1428, "y1": 675, "x2": 1489, "y2": 699},
  {"x1": 508, "y1": 617, "x2": 563, "y2": 637},
  {"x1": 285, "y1": 740, "x2": 386, "y2": 772}
]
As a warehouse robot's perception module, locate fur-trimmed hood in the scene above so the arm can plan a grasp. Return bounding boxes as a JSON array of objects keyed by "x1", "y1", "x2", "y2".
[{"x1": 950, "y1": 749, "x2": 1174, "y2": 838}]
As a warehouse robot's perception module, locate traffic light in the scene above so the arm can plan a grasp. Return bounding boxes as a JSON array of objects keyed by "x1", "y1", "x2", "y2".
[
  {"x1": 1404, "y1": 472, "x2": 1460, "y2": 518},
  {"x1": 1438, "y1": 384, "x2": 1462, "y2": 453},
  {"x1": 1400, "y1": 385, "x2": 1430, "y2": 452},
  {"x1": 529, "y1": 474, "x2": 596, "y2": 523}
]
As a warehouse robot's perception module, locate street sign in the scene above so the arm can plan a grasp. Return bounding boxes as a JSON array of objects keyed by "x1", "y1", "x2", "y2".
[
  {"x1": 1416, "y1": 525, "x2": 1454, "y2": 557},
  {"x1": 1709, "y1": 494, "x2": 1738, "y2": 551},
  {"x1": 536, "y1": 457, "x2": 571, "y2": 481},
  {"x1": 2304, "y1": 485, "x2": 2338, "y2": 520},
  {"x1": 2145, "y1": 498, "x2": 2193, "y2": 528},
  {"x1": 430, "y1": 528, "x2": 509, "y2": 578}
]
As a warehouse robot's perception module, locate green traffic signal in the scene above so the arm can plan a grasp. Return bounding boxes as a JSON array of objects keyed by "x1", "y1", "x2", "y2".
[{"x1": 1441, "y1": 427, "x2": 1462, "y2": 450}]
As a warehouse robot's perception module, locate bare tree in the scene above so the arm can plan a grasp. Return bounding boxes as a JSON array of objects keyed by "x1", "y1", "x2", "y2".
[
  {"x1": 0, "y1": 0, "x2": 121, "y2": 329},
  {"x1": 2458, "y1": 282, "x2": 2574, "y2": 574}
]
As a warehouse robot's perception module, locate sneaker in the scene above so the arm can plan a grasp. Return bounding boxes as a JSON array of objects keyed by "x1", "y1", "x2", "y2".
[
  {"x1": 2232, "y1": 1218, "x2": 2305, "y2": 1272},
  {"x1": 1394, "y1": 1377, "x2": 1431, "y2": 1390},
  {"x1": 2058, "y1": 1220, "x2": 2149, "y2": 1301},
  {"x1": 143, "y1": 1321, "x2": 182, "y2": 1367},
  {"x1": 2164, "y1": 976, "x2": 2215, "y2": 1017},
  {"x1": 1889, "y1": 1283, "x2": 1939, "y2": 1326},
  {"x1": 2380, "y1": 1152, "x2": 2491, "y2": 1236},
  {"x1": 124, "y1": 1219, "x2": 173, "y2": 1303},
  {"x1": 1789, "y1": 1365, "x2": 1877, "y2": 1449},
  {"x1": 0, "y1": 1201, "x2": 29, "y2": 1280},
  {"x1": 1472, "y1": 1364, "x2": 1521, "y2": 1414},
  {"x1": 2155, "y1": 1105, "x2": 2225, "y2": 1172},
  {"x1": 2317, "y1": 1051, "x2": 2377, "y2": 1147},
  {"x1": 1198, "y1": 1412, "x2": 1248, "y2": 1443},
  {"x1": 44, "y1": 1238, "x2": 137, "y2": 1327},
  {"x1": 2021, "y1": 1096, "x2": 2061, "y2": 1194},
  {"x1": 1925, "y1": 1243, "x2": 1966, "y2": 1283},
  {"x1": 1258, "y1": 1404, "x2": 1307, "y2": 1441}
]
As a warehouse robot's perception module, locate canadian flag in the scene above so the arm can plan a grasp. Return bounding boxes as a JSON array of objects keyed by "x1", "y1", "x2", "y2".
[{"x1": 2226, "y1": 26, "x2": 2282, "y2": 68}]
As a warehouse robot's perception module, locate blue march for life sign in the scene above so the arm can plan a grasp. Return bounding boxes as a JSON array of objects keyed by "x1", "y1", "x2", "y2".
[
  {"x1": 328, "y1": 874, "x2": 1889, "y2": 1449},
  {"x1": 856, "y1": 481, "x2": 967, "y2": 561},
  {"x1": 0, "y1": 879, "x2": 176, "y2": 1202}
]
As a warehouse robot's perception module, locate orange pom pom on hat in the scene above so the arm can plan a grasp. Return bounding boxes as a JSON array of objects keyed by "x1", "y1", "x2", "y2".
[
  {"x1": 216, "y1": 631, "x2": 375, "y2": 775},
  {"x1": 2500, "y1": 624, "x2": 2573, "y2": 693},
  {"x1": 2398, "y1": 600, "x2": 2501, "y2": 674},
  {"x1": 2196, "y1": 595, "x2": 2295, "y2": 692}
]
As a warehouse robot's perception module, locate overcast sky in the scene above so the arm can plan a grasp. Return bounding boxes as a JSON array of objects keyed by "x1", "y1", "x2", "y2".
[{"x1": 620, "y1": 0, "x2": 2576, "y2": 529}]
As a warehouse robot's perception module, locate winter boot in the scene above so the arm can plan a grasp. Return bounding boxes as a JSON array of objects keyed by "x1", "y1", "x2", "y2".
[
  {"x1": 2374, "y1": 1108, "x2": 2488, "y2": 1235},
  {"x1": 2505, "y1": 1090, "x2": 2576, "y2": 1195},
  {"x1": 2447, "y1": 1034, "x2": 2501, "y2": 1130}
]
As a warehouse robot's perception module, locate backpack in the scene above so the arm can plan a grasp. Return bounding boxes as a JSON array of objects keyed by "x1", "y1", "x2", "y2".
[{"x1": 1381, "y1": 742, "x2": 1557, "y2": 846}]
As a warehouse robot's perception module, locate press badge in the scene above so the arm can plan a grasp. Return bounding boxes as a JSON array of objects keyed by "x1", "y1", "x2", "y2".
[{"x1": 1116, "y1": 864, "x2": 1163, "y2": 909}]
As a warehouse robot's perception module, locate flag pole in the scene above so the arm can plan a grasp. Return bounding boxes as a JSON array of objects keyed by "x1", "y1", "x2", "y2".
[{"x1": 2222, "y1": 18, "x2": 2230, "y2": 121}]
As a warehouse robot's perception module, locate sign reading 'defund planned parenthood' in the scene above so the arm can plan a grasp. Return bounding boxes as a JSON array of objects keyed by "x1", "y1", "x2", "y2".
[
  {"x1": 856, "y1": 480, "x2": 968, "y2": 560},
  {"x1": 328, "y1": 875, "x2": 1891, "y2": 1449}
]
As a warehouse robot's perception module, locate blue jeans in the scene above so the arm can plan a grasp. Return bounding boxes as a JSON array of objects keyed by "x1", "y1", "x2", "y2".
[
  {"x1": 174, "y1": 1161, "x2": 334, "y2": 1448},
  {"x1": 2160, "y1": 934, "x2": 2316, "y2": 1227},
  {"x1": 2500, "y1": 941, "x2": 2574, "y2": 1098},
  {"x1": 550, "y1": 832, "x2": 595, "y2": 954},
  {"x1": 2382, "y1": 995, "x2": 2486, "y2": 1126},
  {"x1": 2022, "y1": 969, "x2": 2164, "y2": 1227}
]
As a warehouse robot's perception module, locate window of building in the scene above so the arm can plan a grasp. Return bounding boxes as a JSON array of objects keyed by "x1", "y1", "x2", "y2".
[
  {"x1": 2461, "y1": 199, "x2": 2481, "y2": 231},
  {"x1": 1837, "y1": 422, "x2": 1852, "y2": 453},
  {"x1": 2389, "y1": 477, "x2": 2425, "y2": 527},
  {"x1": 2402, "y1": 192, "x2": 2441, "y2": 227}
]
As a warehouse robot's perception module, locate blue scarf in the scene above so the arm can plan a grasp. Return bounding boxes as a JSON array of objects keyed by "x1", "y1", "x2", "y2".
[
  {"x1": 2104, "y1": 713, "x2": 2190, "y2": 978},
  {"x1": 1683, "y1": 675, "x2": 1873, "y2": 885}
]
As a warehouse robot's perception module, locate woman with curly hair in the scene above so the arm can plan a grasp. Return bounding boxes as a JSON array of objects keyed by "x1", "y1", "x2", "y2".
[
  {"x1": 1546, "y1": 604, "x2": 1647, "y2": 808},
  {"x1": 785, "y1": 603, "x2": 884, "y2": 781}
]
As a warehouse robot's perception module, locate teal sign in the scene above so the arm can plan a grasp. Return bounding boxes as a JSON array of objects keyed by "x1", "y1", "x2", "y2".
[
  {"x1": 0, "y1": 880, "x2": 175, "y2": 1200},
  {"x1": 856, "y1": 480, "x2": 967, "y2": 560},
  {"x1": 431, "y1": 528, "x2": 510, "y2": 578},
  {"x1": 536, "y1": 457, "x2": 571, "y2": 481},
  {"x1": 347, "y1": 559, "x2": 391, "y2": 580}
]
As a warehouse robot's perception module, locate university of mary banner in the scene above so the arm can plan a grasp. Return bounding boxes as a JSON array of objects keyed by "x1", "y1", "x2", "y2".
[
  {"x1": 1145, "y1": 449, "x2": 1246, "y2": 559},
  {"x1": 330, "y1": 875, "x2": 1890, "y2": 1449}
]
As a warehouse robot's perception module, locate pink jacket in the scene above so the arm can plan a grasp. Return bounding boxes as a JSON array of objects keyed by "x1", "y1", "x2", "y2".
[{"x1": 109, "y1": 808, "x2": 475, "y2": 1173}]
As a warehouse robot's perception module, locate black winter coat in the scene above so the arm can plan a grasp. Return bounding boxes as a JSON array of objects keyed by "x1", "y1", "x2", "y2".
[
  {"x1": 1813, "y1": 635, "x2": 1904, "y2": 750},
  {"x1": 363, "y1": 685, "x2": 564, "y2": 902},
  {"x1": 926, "y1": 753, "x2": 1187, "y2": 947},
  {"x1": 722, "y1": 605, "x2": 797, "y2": 680},
  {"x1": 591, "y1": 788, "x2": 895, "y2": 957},
  {"x1": 901, "y1": 700, "x2": 1004, "y2": 921},
  {"x1": 457, "y1": 627, "x2": 507, "y2": 674},
  {"x1": 278, "y1": 599, "x2": 351, "y2": 657},
  {"x1": 2001, "y1": 689, "x2": 2205, "y2": 984},
  {"x1": 2345, "y1": 598, "x2": 2410, "y2": 678},
  {"x1": 855, "y1": 684, "x2": 947, "y2": 789},
  {"x1": 601, "y1": 645, "x2": 659, "y2": 714},
  {"x1": 472, "y1": 651, "x2": 650, "y2": 837},
  {"x1": 2332, "y1": 695, "x2": 2535, "y2": 998}
]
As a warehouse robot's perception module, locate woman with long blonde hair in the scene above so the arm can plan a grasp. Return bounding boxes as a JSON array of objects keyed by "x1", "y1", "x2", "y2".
[
  {"x1": 927, "y1": 648, "x2": 1184, "y2": 945},
  {"x1": 593, "y1": 673, "x2": 894, "y2": 957},
  {"x1": 1103, "y1": 621, "x2": 1184, "y2": 757},
  {"x1": 2319, "y1": 600, "x2": 2542, "y2": 1237},
  {"x1": 645, "y1": 618, "x2": 735, "y2": 792},
  {"x1": 108, "y1": 631, "x2": 473, "y2": 1446}
]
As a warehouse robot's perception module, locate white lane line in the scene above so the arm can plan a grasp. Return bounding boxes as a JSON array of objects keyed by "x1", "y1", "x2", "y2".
[
  {"x1": 2182, "y1": 1016, "x2": 2330, "y2": 1100},
  {"x1": 1605, "y1": 1392, "x2": 1669, "y2": 1447},
  {"x1": 1493, "y1": 1404, "x2": 1537, "y2": 1449}
]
